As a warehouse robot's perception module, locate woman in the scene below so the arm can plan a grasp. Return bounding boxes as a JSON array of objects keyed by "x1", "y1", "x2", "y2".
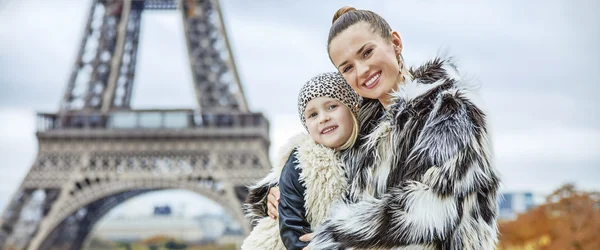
[
  {"x1": 309, "y1": 6, "x2": 501, "y2": 250},
  {"x1": 258, "y1": 6, "x2": 500, "y2": 250}
]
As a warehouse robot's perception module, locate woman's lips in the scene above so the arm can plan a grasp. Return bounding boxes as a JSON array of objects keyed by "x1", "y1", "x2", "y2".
[{"x1": 363, "y1": 71, "x2": 381, "y2": 89}]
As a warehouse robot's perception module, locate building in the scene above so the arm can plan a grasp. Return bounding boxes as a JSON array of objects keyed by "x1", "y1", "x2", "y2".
[
  {"x1": 93, "y1": 213, "x2": 204, "y2": 243},
  {"x1": 92, "y1": 205, "x2": 239, "y2": 244},
  {"x1": 498, "y1": 192, "x2": 536, "y2": 220}
]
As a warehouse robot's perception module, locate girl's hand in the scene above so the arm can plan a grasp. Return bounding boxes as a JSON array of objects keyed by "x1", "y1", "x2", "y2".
[{"x1": 301, "y1": 233, "x2": 314, "y2": 250}]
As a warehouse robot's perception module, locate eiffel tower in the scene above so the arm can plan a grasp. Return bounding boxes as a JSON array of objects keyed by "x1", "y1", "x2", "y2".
[{"x1": 0, "y1": 0, "x2": 271, "y2": 249}]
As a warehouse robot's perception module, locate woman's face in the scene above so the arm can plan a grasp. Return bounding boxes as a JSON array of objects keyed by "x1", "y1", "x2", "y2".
[
  {"x1": 304, "y1": 97, "x2": 354, "y2": 149},
  {"x1": 329, "y1": 22, "x2": 403, "y2": 105}
]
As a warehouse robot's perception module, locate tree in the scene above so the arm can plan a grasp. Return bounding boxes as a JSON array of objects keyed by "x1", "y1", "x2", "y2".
[
  {"x1": 164, "y1": 239, "x2": 187, "y2": 249},
  {"x1": 498, "y1": 184, "x2": 600, "y2": 250},
  {"x1": 115, "y1": 242, "x2": 132, "y2": 250}
]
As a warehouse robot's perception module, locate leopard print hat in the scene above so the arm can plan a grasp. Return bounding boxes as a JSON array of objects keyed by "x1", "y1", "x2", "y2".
[{"x1": 298, "y1": 72, "x2": 361, "y2": 130}]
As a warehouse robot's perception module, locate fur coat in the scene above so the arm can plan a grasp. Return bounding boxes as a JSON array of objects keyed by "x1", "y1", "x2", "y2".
[
  {"x1": 241, "y1": 133, "x2": 348, "y2": 250},
  {"x1": 307, "y1": 55, "x2": 501, "y2": 250}
]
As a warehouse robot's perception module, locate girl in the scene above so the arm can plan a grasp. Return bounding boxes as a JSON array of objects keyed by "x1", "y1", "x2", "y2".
[
  {"x1": 241, "y1": 72, "x2": 361, "y2": 250},
  {"x1": 303, "y1": 6, "x2": 502, "y2": 250}
]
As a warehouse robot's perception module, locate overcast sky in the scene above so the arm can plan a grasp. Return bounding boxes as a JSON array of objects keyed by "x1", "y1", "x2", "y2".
[{"x1": 1, "y1": 0, "x2": 599, "y2": 219}]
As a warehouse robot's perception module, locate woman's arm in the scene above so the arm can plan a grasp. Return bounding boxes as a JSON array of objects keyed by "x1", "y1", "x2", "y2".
[
  {"x1": 243, "y1": 180, "x2": 278, "y2": 223},
  {"x1": 267, "y1": 186, "x2": 280, "y2": 219},
  {"x1": 308, "y1": 87, "x2": 499, "y2": 249},
  {"x1": 247, "y1": 133, "x2": 308, "y2": 220},
  {"x1": 243, "y1": 158, "x2": 283, "y2": 223},
  {"x1": 278, "y1": 150, "x2": 312, "y2": 250}
]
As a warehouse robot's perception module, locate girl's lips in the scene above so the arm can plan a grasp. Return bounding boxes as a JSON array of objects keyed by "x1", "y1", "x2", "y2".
[{"x1": 321, "y1": 126, "x2": 338, "y2": 134}]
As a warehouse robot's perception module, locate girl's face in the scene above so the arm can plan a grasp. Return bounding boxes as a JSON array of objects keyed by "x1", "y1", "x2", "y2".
[
  {"x1": 329, "y1": 22, "x2": 403, "y2": 106},
  {"x1": 304, "y1": 97, "x2": 354, "y2": 149}
]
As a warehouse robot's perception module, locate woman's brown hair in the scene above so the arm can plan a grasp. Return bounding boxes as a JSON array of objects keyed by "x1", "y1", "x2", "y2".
[{"x1": 327, "y1": 6, "x2": 393, "y2": 50}]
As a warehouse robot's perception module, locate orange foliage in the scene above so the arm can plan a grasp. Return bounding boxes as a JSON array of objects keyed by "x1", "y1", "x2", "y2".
[
  {"x1": 142, "y1": 235, "x2": 174, "y2": 244},
  {"x1": 498, "y1": 184, "x2": 600, "y2": 250}
]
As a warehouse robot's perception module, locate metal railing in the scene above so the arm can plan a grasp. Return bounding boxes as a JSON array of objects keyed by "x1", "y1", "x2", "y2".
[{"x1": 36, "y1": 109, "x2": 269, "y2": 132}]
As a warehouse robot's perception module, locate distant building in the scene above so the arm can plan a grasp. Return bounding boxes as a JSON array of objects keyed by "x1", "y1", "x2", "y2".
[
  {"x1": 93, "y1": 213, "x2": 204, "y2": 242},
  {"x1": 153, "y1": 205, "x2": 172, "y2": 216},
  {"x1": 498, "y1": 192, "x2": 536, "y2": 220},
  {"x1": 92, "y1": 205, "x2": 240, "y2": 243}
]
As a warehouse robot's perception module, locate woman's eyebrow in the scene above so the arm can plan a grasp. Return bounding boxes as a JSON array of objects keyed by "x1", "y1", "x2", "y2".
[{"x1": 337, "y1": 42, "x2": 370, "y2": 69}]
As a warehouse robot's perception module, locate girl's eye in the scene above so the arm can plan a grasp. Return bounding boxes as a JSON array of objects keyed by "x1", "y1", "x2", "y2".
[
  {"x1": 308, "y1": 112, "x2": 317, "y2": 118},
  {"x1": 328, "y1": 104, "x2": 338, "y2": 110},
  {"x1": 342, "y1": 65, "x2": 353, "y2": 73}
]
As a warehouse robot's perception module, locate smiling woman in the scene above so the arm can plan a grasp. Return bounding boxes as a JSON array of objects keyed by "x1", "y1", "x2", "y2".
[
  {"x1": 300, "y1": 6, "x2": 502, "y2": 250},
  {"x1": 327, "y1": 8, "x2": 409, "y2": 107}
]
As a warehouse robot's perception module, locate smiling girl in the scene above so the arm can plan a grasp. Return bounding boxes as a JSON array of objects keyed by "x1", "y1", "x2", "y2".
[{"x1": 242, "y1": 72, "x2": 361, "y2": 250}]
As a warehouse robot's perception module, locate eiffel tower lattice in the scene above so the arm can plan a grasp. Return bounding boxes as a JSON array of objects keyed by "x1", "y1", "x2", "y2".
[{"x1": 0, "y1": 0, "x2": 271, "y2": 249}]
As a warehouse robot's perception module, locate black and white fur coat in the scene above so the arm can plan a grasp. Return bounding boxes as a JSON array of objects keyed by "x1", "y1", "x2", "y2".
[
  {"x1": 241, "y1": 133, "x2": 348, "y2": 250},
  {"x1": 307, "y1": 56, "x2": 501, "y2": 250}
]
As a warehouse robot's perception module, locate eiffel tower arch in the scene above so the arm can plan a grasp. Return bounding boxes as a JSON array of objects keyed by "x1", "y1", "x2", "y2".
[{"x1": 0, "y1": 0, "x2": 271, "y2": 249}]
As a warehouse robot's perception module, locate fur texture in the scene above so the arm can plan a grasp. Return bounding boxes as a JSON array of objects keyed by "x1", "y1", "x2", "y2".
[
  {"x1": 242, "y1": 133, "x2": 305, "y2": 224},
  {"x1": 242, "y1": 217, "x2": 286, "y2": 250},
  {"x1": 241, "y1": 133, "x2": 348, "y2": 250},
  {"x1": 295, "y1": 134, "x2": 348, "y2": 228},
  {"x1": 308, "y1": 55, "x2": 501, "y2": 250}
]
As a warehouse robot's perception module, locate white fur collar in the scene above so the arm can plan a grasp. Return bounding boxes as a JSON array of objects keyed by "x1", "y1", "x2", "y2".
[
  {"x1": 388, "y1": 56, "x2": 484, "y2": 110},
  {"x1": 241, "y1": 133, "x2": 348, "y2": 250},
  {"x1": 294, "y1": 134, "x2": 348, "y2": 228}
]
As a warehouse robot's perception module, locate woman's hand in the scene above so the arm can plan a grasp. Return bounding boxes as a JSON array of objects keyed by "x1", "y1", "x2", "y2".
[{"x1": 267, "y1": 186, "x2": 280, "y2": 219}]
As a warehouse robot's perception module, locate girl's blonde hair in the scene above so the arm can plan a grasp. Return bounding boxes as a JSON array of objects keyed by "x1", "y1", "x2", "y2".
[{"x1": 337, "y1": 110, "x2": 359, "y2": 151}]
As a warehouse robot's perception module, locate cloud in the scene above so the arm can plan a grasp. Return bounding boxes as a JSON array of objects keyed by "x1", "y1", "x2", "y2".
[
  {"x1": 494, "y1": 127, "x2": 600, "y2": 162},
  {"x1": 129, "y1": 11, "x2": 197, "y2": 109},
  {"x1": 0, "y1": 108, "x2": 37, "y2": 212},
  {"x1": 0, "y1": 0, "x2": 599, "y2": 217},
  {"x1": 0, "y1": 0, "x2": 92, "y2": 111},
  {"x1": 483, "y1": 91, "x2": 600, "y2": 130},
  {"x1": 268, "y1": 114, "x2": 305, "y2": 161},
  {"x1": 493, "y1": 126, "x2": 600, "y2": 194},
  {"x1": 224, "y1": 16, "x2": 334, "y2": 114}
]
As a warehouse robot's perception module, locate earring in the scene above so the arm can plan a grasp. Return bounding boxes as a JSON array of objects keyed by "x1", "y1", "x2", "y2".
[
  {"x1": 397, "y1": 53, "x2": 407, "y2": 82},
  {"x1": 395, "y1": 46, "x2": 402, "y2": 55}
]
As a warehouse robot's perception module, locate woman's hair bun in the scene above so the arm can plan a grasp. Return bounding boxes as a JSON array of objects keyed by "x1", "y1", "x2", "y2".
[{"x1": 332, "y1": 6, "x2": 356, "y2": 25}]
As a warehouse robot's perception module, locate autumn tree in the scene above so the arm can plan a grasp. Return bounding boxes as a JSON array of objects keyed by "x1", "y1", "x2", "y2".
[{"x1": 498, "y1": 184, "x2": 600, "y2": 250}]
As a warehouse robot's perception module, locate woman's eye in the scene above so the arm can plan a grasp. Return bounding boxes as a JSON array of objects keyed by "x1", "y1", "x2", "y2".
[{"x1": 363, "y1": 48, "x2": 373, "y2": 58}]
